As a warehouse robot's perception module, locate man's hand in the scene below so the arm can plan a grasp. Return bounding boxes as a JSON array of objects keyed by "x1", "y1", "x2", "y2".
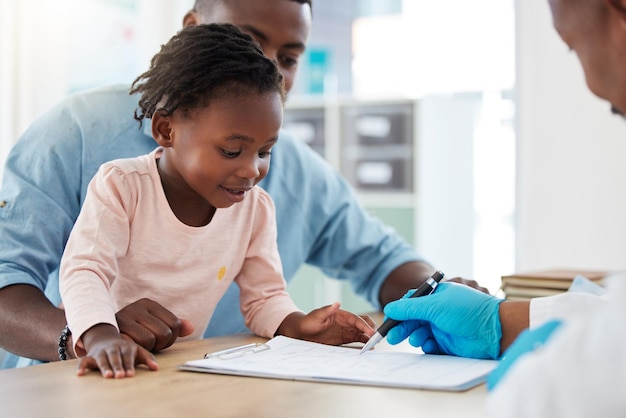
[
  {"x1": 445, "y1": 276, "x2": 490, "y2": 294},
  {"x1": 115, "y1": 298, "x2": 194, "y2": 352},
  {"x1": 378, "y1": 261, "x2": 491, "y2": 307}
]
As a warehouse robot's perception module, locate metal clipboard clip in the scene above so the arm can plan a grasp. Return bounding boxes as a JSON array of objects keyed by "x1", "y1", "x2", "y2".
[{"x1": 204, "y1": 343, "x2": 270, "y2": 360}]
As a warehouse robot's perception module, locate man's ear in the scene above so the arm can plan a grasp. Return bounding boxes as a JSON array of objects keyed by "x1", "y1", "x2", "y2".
[
  {"x1": 608, "y1": 0, "x2": 626, "y2": 15},
  {"x1": 182, "y1": 10, "x2": 199, "y2": 27},
  {"x1": 606, "y1": 0, "x2": 626, "y2": 35},
  {"x1": 152, "y1": 110, "x2": 174, "y2": 148}
]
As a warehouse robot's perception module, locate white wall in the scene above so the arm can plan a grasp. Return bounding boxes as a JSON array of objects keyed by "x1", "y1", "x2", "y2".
[
  {"x1": 515, "y1": 0, "x2": 626, "y2": 272},
  {"x1": 0, "y1": 0, "x2": 189, "y2": 184},
  {"x1": 415, "y1": 94, "x2": 480, "y2": 282},
  {"x1": 0, "y1": 0, "x2": 16, "y2": 182}
]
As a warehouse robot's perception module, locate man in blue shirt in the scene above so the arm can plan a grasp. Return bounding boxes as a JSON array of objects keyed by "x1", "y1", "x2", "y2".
[{"x1": 0, "y1": 0, "x2": 483, "y2": 368}]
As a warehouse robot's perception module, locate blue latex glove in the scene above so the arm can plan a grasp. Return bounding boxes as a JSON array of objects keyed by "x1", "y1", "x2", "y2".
[
  {"x1": 487, "y1": 319, "x2": 562, "y2": 390},
  {"x1": 383, "y1": 282, "x2": 504, "y2": 359}
]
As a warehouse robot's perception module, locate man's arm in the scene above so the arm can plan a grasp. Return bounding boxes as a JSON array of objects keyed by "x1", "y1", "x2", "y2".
[
  {"x1": 377, "y1": 261, "x2": 435, "y2": 307},
  {"x1": 0, "y1": 115, "x2": 83, "y2": 362},
  {"x1": 0, "y1": 285, "x2": 193, "y2": 362},
  {"x1": 378, "y1": 261, "x2": 491, "y2": 307},
  {"x1": 0, "y1": 285, "x2": 68, "y2": 362}
]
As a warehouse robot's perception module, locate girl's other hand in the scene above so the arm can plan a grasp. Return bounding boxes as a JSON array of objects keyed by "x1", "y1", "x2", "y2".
[{"x1": 76, "y1": 324, "x2": 159, "y2": 378}]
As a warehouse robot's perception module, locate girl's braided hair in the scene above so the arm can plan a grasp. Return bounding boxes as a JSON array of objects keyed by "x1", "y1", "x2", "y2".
[{"x1": 130, "y1": 23, "x2": 285, "y2": 125}]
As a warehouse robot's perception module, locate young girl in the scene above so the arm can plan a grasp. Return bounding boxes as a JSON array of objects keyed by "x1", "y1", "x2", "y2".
[{"x1": 59, "y1": 23, "x2": 375, "y2": 379}]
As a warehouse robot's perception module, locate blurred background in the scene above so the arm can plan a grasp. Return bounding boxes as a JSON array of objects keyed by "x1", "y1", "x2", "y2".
[{"x1": 1, "y1": 0, "x2": 626, "y2": 314}]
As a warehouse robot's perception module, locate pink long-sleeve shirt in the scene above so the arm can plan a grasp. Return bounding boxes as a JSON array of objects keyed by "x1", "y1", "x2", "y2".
[{"x1": 59, "y1": 148, "x2": 299, "y2": 355}]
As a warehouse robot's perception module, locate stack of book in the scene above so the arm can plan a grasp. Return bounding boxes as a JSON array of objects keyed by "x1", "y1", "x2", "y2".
[{"x1": 500, "y1": 269, "x2": 607, "y2": 301}]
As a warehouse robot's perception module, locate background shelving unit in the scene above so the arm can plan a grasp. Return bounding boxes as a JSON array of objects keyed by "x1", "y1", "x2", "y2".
[
  {"x1": 283, "y1": 97, "x2": 420, "y2": 313},
  {"x1": 283, "y1": 92, "x2": 515, "y2": 313}
]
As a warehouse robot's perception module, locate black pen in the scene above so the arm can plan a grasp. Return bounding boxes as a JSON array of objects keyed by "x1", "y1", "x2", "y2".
[{"x1": 359, "y1": 270, "x2": 445, "y2": 354}]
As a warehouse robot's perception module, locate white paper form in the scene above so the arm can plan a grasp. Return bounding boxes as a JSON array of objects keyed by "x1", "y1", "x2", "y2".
[{"x1": 179, "y1": 336, "x2": 498, "y2": 391}]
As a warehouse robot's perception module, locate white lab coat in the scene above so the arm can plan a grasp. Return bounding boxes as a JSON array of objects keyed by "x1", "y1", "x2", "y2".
[{"x1": 487, "y1": 274, "x2": 626, "y2": 417}]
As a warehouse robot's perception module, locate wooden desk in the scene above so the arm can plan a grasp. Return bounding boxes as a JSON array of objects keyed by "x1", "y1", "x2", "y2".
[{"x1": 0, "y1": 334, "x2": 488, "y2": 418}]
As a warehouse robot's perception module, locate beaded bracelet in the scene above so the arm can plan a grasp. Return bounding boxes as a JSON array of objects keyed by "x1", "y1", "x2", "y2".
[{"x1": 58, "y1": 325, "x2": 72, "y2": 361}]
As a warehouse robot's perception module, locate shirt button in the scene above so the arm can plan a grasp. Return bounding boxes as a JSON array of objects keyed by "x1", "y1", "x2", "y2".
[{"x1": 0, "y1": 200, "x2": 6, "y2": 208}]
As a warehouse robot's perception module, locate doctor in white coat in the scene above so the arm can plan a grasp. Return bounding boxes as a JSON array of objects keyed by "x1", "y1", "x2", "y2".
[{"x1": 382, "y1": 0, "x2": 626, "y2": 416}]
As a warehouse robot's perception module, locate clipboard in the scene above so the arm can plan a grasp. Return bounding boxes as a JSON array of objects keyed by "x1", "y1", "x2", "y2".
[
  {"x1": 178, "y1": 336, "x2": 498, "y2": 392},
  {"x1": 203, "y1": 343, "x2": 270, "y2": 360}
]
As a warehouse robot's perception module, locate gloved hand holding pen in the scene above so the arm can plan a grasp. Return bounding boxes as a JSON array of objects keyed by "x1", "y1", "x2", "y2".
[{"x1": 383, "y1": 282, "x2": 504, "y2": 360}]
